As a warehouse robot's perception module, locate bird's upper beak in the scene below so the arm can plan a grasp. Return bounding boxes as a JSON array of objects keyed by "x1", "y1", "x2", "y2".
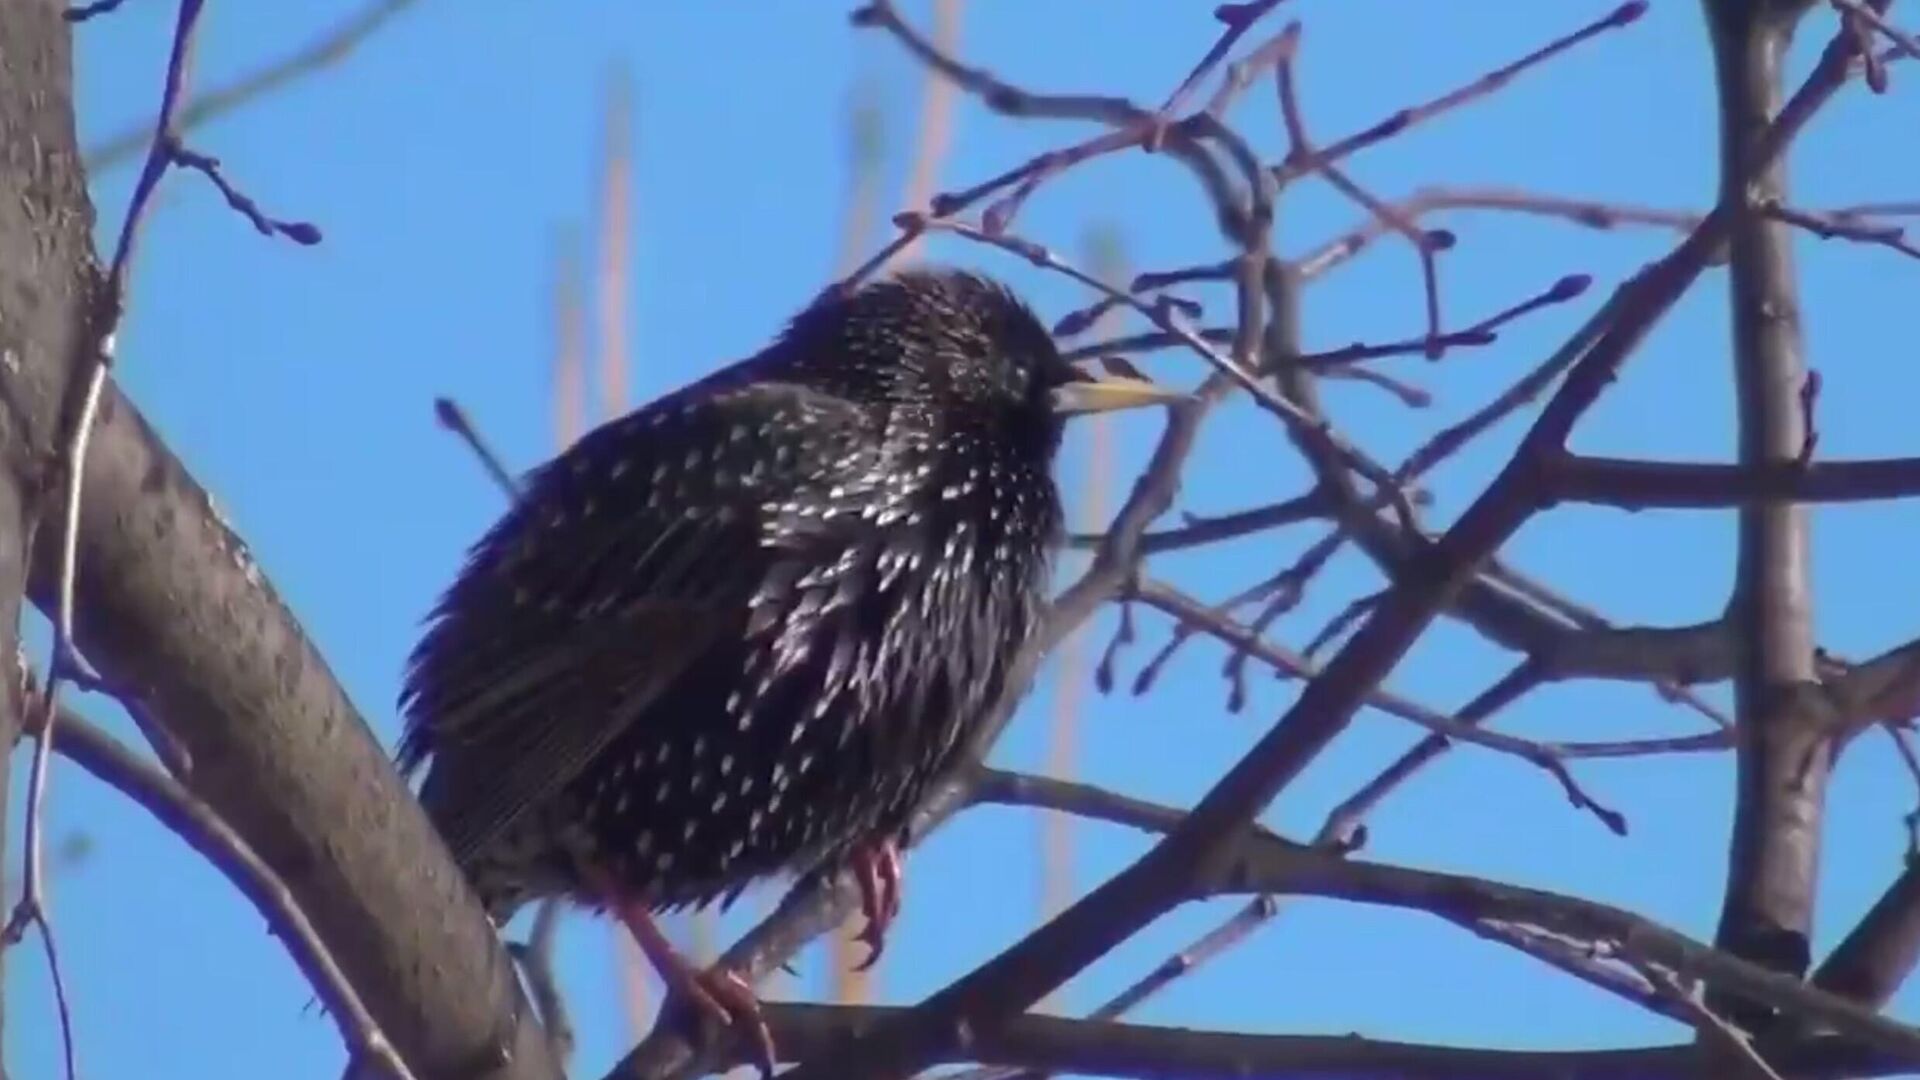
[{"x1": 1048, "y1": 370, "x2": 1190, "y2": 416}]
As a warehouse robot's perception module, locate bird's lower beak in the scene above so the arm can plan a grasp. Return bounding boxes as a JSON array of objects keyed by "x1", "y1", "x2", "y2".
[{"x1": 1049, "y1": 375, "x2": 1190, "y2": 416}]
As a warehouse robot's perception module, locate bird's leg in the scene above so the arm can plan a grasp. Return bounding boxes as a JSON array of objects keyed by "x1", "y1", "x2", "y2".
[
  {"x1": 589, "y1": 873, "x2": 776, "y2": 1075},
  {"x1": 848, "y1": 838, "x2": 904, "y2": 971}
]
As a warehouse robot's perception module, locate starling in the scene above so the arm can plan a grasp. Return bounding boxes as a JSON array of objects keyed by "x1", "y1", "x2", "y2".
[{"x1": 396, "y1": 267, "x2": 1182, "y2": 1068}]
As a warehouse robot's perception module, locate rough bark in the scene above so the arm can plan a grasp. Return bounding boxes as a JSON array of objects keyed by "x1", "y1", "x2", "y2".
[
  {"x1": 0, "y1": 0, "x2": 98, "y2": 1057},
  {"x1": 0, "y1": 491, "x2": 18, "y2": 1070}
]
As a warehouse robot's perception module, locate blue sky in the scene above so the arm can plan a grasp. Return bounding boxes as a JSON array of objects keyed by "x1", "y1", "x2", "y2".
[{"x1": 10, "y1": 2, "x2": 1920, "y2": 1077}]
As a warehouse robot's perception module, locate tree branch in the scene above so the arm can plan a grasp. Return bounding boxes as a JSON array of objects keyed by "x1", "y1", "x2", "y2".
[
  {"x1": 82, "y1": 0, "x2": 424, "y2": 171},
  {"x1": 0, "y1": 10, "x2": 560, "y2": 1078},
  {"x1": 1811, "y1": 863, "x2": 1920, "y2": 1010},
  {"x1": 49, "y1": 706, "x2": 413, "y2": 1078},
  {"x1": 0, "y1": 1, "x2": 110, "y2": 1065},
  {"x1": 759, "y1": 1003, "x2": 1911, "y2": 1080},
  {"x1": 1703, "y1": 0, "x2": 1836, "y2": 1033},
  {"x1": 1215, "y1": 841, "x2": 1920, "y2": 1066},
  {"x1": 735, "y1": 820, "x2": 1920, "y2": 1076},
  {"x1": 1549, "y1": 454, "x2": 1920, "y2": 508}
]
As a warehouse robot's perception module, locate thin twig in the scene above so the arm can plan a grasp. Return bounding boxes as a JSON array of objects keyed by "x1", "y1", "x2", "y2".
[
  {"x1": 1831, "y1": 0, "x2": 1920, "y2": 62},
  {"x1": 1271, "y1": 2, "x2": 1651, "y2": 187},
  {"x1": 66, "y1": 0, "x2": 134, "y2": 20},
  {"x1": 1275, "y1": 40, "x2": 1448, "y2": 356},
  {"x1": 944, "y1": 897, "x2": 1281, "y2": 1080},
  {"x1": 511, "y1": 901, "x2": 574, "y2": 1065},
  {"x1": 1294, "y1": 185, "x2": 1697, "y2": 282},
  {"x1": 1135, "y1": 579, "x2": 1631, "y2": 833},
  {"x1": 83, "y1": 0, "x2": 424, "y2": 169},
  {"x1": 909, "y1": 214, "x2": 1414, "y2": 522},
  {"x1": 1764, "y1": 197, "x2": 1920, "y2": 261},
  {"x1": 1632, "y1": 956, "x2": 1787, "y2": 1080},
  {"x1": 169, "y1": 143, "x2": 322, "y2": 244},
  {"x1": 434, "y1": 397, "x2": 522, "y2": 498}
]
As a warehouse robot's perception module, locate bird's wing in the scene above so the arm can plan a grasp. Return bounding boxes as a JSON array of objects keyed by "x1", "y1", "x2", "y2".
[{"x1": 398, "y1": 381, "x2": 876, "y2": 866}]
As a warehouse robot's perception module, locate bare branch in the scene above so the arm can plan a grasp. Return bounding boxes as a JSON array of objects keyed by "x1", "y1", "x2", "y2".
[
  {"x1": 50, "y1": 706, "x2": 414, "y2": 1079},
  {"x1": 9, "y1": 6, "x2": 221, "y2": 1072},
  {"x1": 83, "y1": 0, "x2": 424, "y2": 170},
  {"x1": 1294, "y1": 186, "x2": 1699, "y2": 281},
  {"x1": 758, "y1": 1004, "x2": 1913, "y2": 1080},
  {"x1": 1812, "y1": 863, "x2": 1920, "y2": 1010},
  {"x1": 511, "y1": 901, "x2": 574, "y2": 1066},
  {"x1": 0, "y1": 7, "x2": 562, "y2": 1069},
  {"x1": 1133, "y1": 578, "x2": 1635, "y2": 834},
  {"x1": 0, "y1": 2, "x2": 96, "y2": 1057},
  {"x1": 1549, "y1": 454, "x2": 1920, "y2": 508},
  {"x1": 1275, "y1": 39, "x2": 1449, "y2": 355},
  {"x1": 1700, "y1": 0, "x2": 1847, "y2": 1033},
  {"x1": 1830, "y1": 0, "x2": 1920, "y2": 61},
  {"x1": 1765, "y1": 198, "x2": 1920, "y2": 260},
  {"x1": 434, "y1": 397, "x2": 522, "y2": 498},
  {"x1": 1212, "y1": 843, "x2": 1920, "y2": 1065},
  {"x1": 1629, "y1": 956, "x2": 1787, "y2": 1080},
  {"x1": 1270, "y1": 3, "x2": 1651, "y2": 188}
]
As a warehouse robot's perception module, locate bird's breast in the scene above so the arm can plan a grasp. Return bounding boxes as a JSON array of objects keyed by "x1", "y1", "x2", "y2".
[{"x1": 733, "y1": 454, "x2": 1058, "y2": 813}]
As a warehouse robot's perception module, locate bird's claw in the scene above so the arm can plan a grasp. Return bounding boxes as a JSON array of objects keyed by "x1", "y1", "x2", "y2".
[
  {"x1": 600, "y1": 875, "x2": 779, "y2": 1076},
  {"x1": 852, "y1": 922, "x2": 886, "y2": 973},
  {"x1": 848, "y1": 840, "x2": 904, "y2": 972},
  {"x1": 664, "y1": 964, "x2": 777, "y2": 1079}
]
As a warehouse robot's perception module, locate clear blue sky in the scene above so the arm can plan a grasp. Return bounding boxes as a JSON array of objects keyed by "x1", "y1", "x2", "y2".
[{"x1": 10, "y1": 2, "x2": 1920, "y2": 1077}]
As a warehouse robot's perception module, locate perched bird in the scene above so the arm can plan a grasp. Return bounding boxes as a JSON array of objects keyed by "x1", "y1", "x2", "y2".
[{"x1": 396, "y1": 267, "x2": 1182, "y2": 1069}]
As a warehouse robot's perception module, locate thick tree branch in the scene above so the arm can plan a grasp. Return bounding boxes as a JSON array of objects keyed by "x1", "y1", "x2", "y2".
[
  {"x1": 1704, "y1": 0, "x2": 1834, "y2": 1032},
  {"x1": 0, "y1": 0, "x2": 108, "y2": 1061},
  {"x1": 23, "y1": 388, "x2": 560, "y2": 1080},
  {"x1": 733, "y1": 827, "x2": 1920, "y2": 1077},
  {"x1": 835, "y1": 758, "x2": 1920, "y2": 1070},
  {"x1": 760, "y1": 1004, "x2": 1910, "y2": 1080},
  {"x1": 0, "y1": 10, "x2": 560, "y2": 1079}
]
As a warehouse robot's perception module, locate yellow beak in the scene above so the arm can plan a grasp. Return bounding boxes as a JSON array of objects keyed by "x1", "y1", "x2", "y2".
[{"x1": 1049, "y1": 374, "x2": 1190, "y2": 416}]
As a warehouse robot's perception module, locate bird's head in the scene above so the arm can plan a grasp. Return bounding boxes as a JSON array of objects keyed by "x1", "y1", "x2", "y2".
[{"x1": 778, "y1": 267, "x2": 1185, "y2": 452}]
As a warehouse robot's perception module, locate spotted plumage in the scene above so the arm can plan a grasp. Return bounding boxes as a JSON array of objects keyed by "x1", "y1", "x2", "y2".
[{"x1": 396, "y1": 267, "x2": 1181, "y2": 1064}]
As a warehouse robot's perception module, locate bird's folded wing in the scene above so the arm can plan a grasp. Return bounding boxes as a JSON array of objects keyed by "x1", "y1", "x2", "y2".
[
  {"x1": 417, "y1": 600, "x2": 727, "y2": 867},
  {"x1": 400, "y1": 382, "x2": 874, "y2": 866}
]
